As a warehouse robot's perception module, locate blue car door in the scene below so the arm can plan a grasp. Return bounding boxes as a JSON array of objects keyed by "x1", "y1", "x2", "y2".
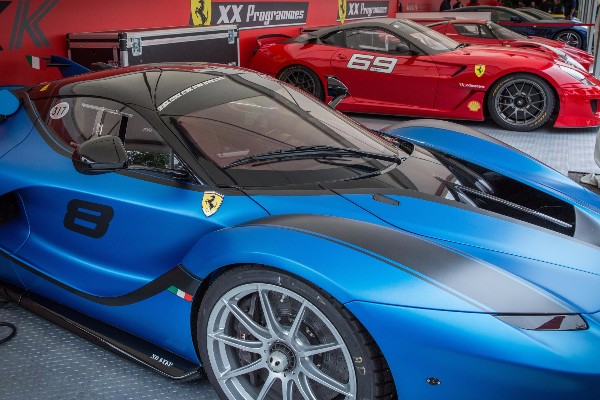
[{"x1": 12, "y1": 95, "x2": 266, "y2": 310}]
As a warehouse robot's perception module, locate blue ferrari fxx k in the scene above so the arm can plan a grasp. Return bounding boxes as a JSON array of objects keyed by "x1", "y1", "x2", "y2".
[{"x1": 0, "y1": 63, "x2": 599, "y2": 400}]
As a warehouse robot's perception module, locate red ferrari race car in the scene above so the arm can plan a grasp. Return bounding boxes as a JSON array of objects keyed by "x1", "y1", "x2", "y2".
[
  {"x1": 250, "y1": 19, "x2": 600, "y2": 131},
  {"x1": 427, "y1": 19, "x2": 593, "y2": 73}
]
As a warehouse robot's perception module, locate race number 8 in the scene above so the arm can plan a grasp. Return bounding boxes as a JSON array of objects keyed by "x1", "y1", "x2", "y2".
[
  {"x1": 64, "y1": 199, "x2": 114, "y2": 239},
  {"x1": 347, "y1": 54, "x2": 398, "y2": 74}
]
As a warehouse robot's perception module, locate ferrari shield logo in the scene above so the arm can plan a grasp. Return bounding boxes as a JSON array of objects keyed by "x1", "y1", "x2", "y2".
[
  {"x1": 338, "y1": 0, "x2": 347, "y2": 24},
  {"x1": 191, "y1": 0, "x2": 211, "y2": 26},
  {"x1": 202, "y1": 191, "x2": 223, "y2": 217},
  {"x1": 475, "y1": 65, "x2": 486, "y2": 78}
]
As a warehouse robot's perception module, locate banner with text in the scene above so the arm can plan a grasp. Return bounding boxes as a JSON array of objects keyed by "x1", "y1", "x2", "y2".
[
  {"x1": 191, "y1": 1, "x2": 309, "y2": 29},
  {"x1": 338, "y1": 0, "x2": 389, "y2": 23}
]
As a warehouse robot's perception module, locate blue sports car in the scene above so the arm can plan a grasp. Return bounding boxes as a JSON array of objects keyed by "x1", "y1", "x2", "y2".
[
  {"x1": 0, "y1": 63, "x2": 599, "y2": 399},
  {"x1": 448, "y1": 6, "x2": 589, "y2": 49}
]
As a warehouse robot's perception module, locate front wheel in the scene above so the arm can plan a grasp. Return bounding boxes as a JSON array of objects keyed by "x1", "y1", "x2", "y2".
[
  {"x1": 554, "y1": 30, "x2": 583, "y2": 49},
  {"x1": 487, "y1": 73, "x2": 555, "y2": 131},
  {"x1": 277, "y1": 66, "x2": 324, "y2": 100},
  {"x1": 197, "y1": 266, "x2": 395, "y2": 400}
]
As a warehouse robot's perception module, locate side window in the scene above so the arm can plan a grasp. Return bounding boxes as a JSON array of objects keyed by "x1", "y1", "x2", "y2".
[
  {"x1": 478, "y1": 25, "x2": 495, "y2": 39},
  {"x1": 38, "y1": 97, "x2": 180, "y2": 170},
  {"x1": 322, "y1": 30, "x2": 346, "y2": 47},
  {"x1": 455, "y1": 24, "x2": 495, "y2": 39},
  {"x1": 492, "y1": 10, "x2": 515, "y2": 22},
  {"x1": 345, "y1": 28, "x2": 404, "y2": 53},
  {"x1": 454, "y1": 24, "x2": 480, "y2": 37}
]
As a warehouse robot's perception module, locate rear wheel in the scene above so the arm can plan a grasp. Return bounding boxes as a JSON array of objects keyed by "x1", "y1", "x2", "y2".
[
  {"x1": 487, "y1": 73, "x2": 554, "y2": 131},
  {"x1": 553, "y1": 30, "x2": 583, "y2": 49},
  {"x1": 197, "y1": 266, "x2": 395, "y2": 400},
  {"x1": 277, "y1": 66, "x2": 324, "y2": 100}
]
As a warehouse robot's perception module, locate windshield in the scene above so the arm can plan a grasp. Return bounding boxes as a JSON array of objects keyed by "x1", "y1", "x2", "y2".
[
  {"x1": 392, "y1": 19, "x2": 460, "y2": 54},
  {"x1": 518, "y1": 8, "x2": 555, "y2": 20},
  {"x1": 157, "y1": 69, "x2": 402, "y2": 187},
  {"x1": 487, "y1": 22, "x2": 526, "y2": 39}
]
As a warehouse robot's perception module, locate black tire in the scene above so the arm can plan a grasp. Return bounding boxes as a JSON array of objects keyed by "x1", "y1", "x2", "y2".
[
  {"x1": 277, "y1": 66, "x2": 324, "y2": 100},
  {"x1": 487, "y1": 73, "x2": 555, "y2": 132},
  {"x1": 197, "y1": 265, "x2": 396, "y2": 400},
  {"x1": 553, "y1": 30, "x2": 583, "y2": 49}
]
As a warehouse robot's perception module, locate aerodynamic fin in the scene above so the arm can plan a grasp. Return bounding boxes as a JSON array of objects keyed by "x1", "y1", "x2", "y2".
[
  {"x1": 0, "y1": 89, "x2": 20, "y2": 122},
  {"x1": 26, "y1": 55, "x2": 91, "y2": 78}
]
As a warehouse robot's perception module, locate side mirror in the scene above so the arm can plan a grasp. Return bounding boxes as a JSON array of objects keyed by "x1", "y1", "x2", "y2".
[
  {"x1": 326, "y1": 76, "x2": 349, "y2": 109},
  {"x1": 395, "y1": 43, "x2": 413, "y2": 55},
  {"x1": 0, "y1": 89, "x2": 20, "y2": 122},
  {"x1": 72, "y1": 136, "x2": 128, "y2": 174}
]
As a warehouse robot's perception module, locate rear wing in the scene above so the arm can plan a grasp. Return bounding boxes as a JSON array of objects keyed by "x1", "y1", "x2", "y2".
[
  {"x1": 256, "y1": 34, "x2": 292, "y2": 48},
  {"x1": 26, "y1": 55, "x2": 91, "y2": 78}
]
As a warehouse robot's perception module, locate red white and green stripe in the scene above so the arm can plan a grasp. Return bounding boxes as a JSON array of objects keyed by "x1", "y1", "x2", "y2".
[
  {"x1": 25, "y1": 55, "x2": 47, "y2": 70},
  {"x1": 168, "y1": 286, "x2": 193, "y2": 302}
]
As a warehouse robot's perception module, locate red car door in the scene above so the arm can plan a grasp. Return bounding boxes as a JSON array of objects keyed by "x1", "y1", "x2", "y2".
[{"x1": 329, "y1": 28, "x2": 439, "y2": 113}]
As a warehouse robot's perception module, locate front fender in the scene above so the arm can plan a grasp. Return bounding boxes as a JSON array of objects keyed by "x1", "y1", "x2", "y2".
[
  {"x1": 182, "y1": 221, "x2": 482, "y2": 312},
  {"x1": 182, "y1": 214, "x2": 573, "y2": 315},
  {"x1": 384, "y1": 119, "x2": 600, "y2": 211}
]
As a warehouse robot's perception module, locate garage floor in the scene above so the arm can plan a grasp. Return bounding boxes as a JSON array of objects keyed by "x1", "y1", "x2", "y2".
[{"x1": 1, "y1": 116, "x2": 599, "y2": 400}]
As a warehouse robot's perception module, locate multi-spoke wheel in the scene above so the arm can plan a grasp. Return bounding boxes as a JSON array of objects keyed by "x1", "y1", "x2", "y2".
[
  {"x1": 277, "y1": 66, "x2": 324, "y2": 100},
  {"x1": 554, "y1": 30, "x2": 583, "y2": 49},
  {"x1": 198, "y1": 266, "x2": 395, "y2": 400},
  {"x1": 487, "y1": 73, "x2": 554, "y2": 131}
]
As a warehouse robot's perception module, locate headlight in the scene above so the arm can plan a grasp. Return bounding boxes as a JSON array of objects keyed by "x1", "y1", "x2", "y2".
[
  {"x1": 558, "y1": 65, "x2": 594, "y2": 86},
  {"x1": 562, "y1": 54, "x2": 585, "y2": 72},
  {"x1": 495, "y1": 314, "x2": 588, "y2": 331}
]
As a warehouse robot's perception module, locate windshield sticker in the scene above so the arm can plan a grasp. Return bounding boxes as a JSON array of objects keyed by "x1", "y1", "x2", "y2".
[
  {"x1": 475, "y1": 65, "x2": 486, "y2": 78},
  {"x1": 50, "y1": 102, "x2": 70, "y2": 119},
  {"x1": 157, "y1": 76, "x2": 225, "y2": 112},
  {"x1": 202, "y1": 191, "x2": 224, "y2": 217},
  {"x1": 468, "y1": 101, "x2": 481, "y2": 112},
  {"x1": 459, "y1": 83, "x2": 485, "y2": 89}
]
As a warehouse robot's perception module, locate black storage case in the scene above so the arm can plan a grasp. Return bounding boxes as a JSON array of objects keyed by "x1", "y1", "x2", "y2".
[{"x1": 67, "y1": 25, "x2": 239, "y2": 69}]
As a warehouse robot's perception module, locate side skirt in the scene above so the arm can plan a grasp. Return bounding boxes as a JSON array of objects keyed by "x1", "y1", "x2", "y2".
[{"x1": 0, "y1": 280, "x2": 202, "y2": 381}]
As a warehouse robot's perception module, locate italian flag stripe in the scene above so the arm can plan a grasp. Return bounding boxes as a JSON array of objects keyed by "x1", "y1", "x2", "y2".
[
  {"x1": 25, "y1": 55, "x2": 45, "y2": 70},
  {"x1": 168, "y1": 286, "x2": 192, "y2": 302}
]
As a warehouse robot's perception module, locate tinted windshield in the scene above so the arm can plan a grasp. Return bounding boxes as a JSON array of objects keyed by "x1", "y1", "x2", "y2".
[
  {"x1": 518, "y1": 8, "x2": 554, "y2": 20},
  {"x1": 392, "y1": 19, "x2": 459, "y2": 54},
  {"x1": 158, "y1": 69, "x2": 401, "y2": 187},
  {"x1": 487, "y1": 22, "x2": 526, "y2": 39}
]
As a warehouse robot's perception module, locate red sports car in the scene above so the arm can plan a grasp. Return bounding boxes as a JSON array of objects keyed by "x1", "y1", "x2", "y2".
[
  {"x1": 250, "y1": 19, "x2": 600, "y2": 131},
  {"x1": 427, "y1": 19, "x2": 594, "y2": 73}
]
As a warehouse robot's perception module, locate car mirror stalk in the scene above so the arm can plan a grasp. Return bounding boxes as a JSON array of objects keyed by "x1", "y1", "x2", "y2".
[
  {"x1": 72, "y1": 136, "x2": 128, "y2": 174},
  {"x1": 326, "y1": 76, "x2": 349, "y2": 109}
]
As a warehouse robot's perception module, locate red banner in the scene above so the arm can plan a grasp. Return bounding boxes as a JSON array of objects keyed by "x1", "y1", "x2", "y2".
[{"x1": 0, "y1": 0, "x2": 397, "y2": 85}]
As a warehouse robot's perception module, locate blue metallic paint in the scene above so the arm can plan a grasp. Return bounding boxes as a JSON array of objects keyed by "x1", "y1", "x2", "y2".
[
  {"x1": 1, "y1": 70, "x2": 600, "y2": 398},
  {"x1": 348, "y1": 301, "x2": 600, "y2": 399}
]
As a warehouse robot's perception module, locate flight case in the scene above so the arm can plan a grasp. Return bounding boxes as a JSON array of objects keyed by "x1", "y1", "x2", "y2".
[{"x1": 67, "y1": 25, "x2": 239, "y2": 69}]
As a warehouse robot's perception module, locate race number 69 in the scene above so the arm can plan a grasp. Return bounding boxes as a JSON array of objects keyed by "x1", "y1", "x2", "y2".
[{"x1": 347, "y1": 54, "x2": 398, "y2": 74}]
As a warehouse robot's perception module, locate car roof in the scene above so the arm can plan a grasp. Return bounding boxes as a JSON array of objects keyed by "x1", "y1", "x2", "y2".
[{"x1": 28, "y1": 63, "x2": 248, "y2": 104}]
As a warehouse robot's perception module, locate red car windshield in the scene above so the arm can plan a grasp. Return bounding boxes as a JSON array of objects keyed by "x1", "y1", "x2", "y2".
[
  {"x1": 486, "y1": 22, "x2": 526, "y2": 40},
  {"x1": 392, "y1": 19, "x2": 460, "y2": 54}
]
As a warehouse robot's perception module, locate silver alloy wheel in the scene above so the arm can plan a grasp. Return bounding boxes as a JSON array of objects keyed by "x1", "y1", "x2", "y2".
[
  {"x1": 279, "y1": 69, "x2": 318, "y2": 96},
  {"x1": 494, "y1": 78, "x2": 547, "y2": 127},
  {"x1": 554, "y1": 31, "x2": 582, "y2": 48},
  {"x1": 206, "y1": 283, "x2": 357, "y2": 400}
]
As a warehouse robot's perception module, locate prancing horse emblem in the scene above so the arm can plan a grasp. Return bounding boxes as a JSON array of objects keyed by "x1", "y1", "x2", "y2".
[
  {"x1": 475, "y1": 64, "x2": 486, "y2": 78},
  {"x1": 202, "y1": 191, "x2": 224, "y2": 217}
]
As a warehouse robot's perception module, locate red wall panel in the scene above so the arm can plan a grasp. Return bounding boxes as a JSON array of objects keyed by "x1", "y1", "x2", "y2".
[{"x1": 0, "y1": 0, "x2": 398, "y2": 85}]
